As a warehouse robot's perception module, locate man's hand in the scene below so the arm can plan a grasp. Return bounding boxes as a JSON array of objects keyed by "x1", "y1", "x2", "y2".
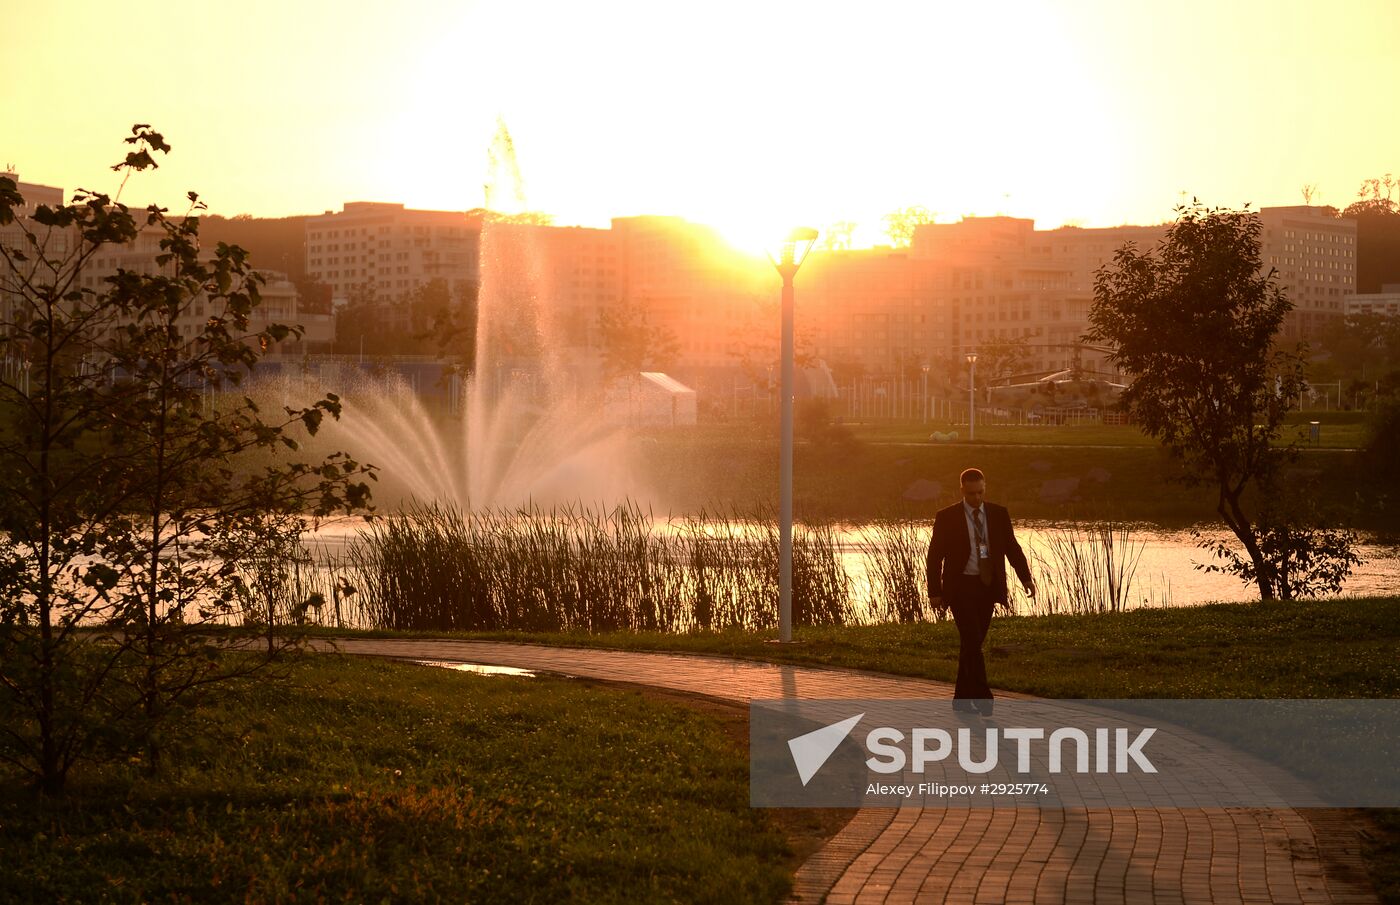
[{"x1": 1023, "y1": 581, "x2": 1036, "y2": 598}]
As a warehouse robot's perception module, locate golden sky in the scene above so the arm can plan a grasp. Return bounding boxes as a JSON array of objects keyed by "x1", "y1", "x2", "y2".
[{"x1": 5, "y1": 0, "x2": 1398, "y2": 251}]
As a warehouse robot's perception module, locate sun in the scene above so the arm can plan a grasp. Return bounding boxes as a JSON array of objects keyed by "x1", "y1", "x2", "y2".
[{"x1": 710, "y1": 211, "x2": 824, "y2": 264}]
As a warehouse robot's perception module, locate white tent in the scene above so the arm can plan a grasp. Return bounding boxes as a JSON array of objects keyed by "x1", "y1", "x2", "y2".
[{"x1": 603, "y1": 372, "x2": 698, "y2": 427}]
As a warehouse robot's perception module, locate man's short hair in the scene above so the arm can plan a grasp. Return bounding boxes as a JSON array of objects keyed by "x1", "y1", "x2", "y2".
[{"x1": 960, "y1": 467, "x2": 985, "y2": 485}]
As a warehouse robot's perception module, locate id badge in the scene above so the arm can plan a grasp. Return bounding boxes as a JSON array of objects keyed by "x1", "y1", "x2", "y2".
[{"x1": 978, "y1": 543, "x2": 989, "y2": 559}]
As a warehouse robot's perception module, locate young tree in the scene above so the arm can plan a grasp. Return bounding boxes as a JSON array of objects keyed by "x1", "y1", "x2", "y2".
[
  {"x1": 882, "y1": 206, "x2": 935, "y2": 248},
  {"x1": 973, "y1": 335, "x2": 1033, "y2": 383},
  {"x1": 1316, "y1": 311, "x2": 1400, "y2": 387},
  {"x1": 820, "y1": 220, "x2": 857, "y2": 252},
  {"x1": 1086, "y1": 201, "x2": 1351, "y2": 601},
  {"x1": 0, "y1": 127, "x2": 374, "y2": 793},
  {"x1": 1196, "y1": 476, "x2": 1362, "y2": 601},
  {"x1": 595, "y1": 298, "x2": 680, "y2": 381}
]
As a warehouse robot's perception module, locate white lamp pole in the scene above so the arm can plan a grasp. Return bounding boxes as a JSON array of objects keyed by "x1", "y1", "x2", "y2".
[
  {"x1": 966, "y1": 352, "x2": 978, "y2": 441},
  {"x1": 921, "y1": 365, "x2": 930, "y2": 422},
  {"x1": 768, "y1": 227, "x2": 818, "y2": 644}
]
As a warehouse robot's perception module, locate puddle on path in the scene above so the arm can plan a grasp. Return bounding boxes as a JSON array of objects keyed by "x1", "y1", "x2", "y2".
[{"x1": 416, "y1": 660, "x2": 538, "y2": 678}]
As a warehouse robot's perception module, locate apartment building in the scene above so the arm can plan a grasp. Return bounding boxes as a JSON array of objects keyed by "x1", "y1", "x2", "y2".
[
  {"x1": 476, "y1": 220, "x2": 621, "y2": 376},
  {"x1": 0, "y1": 172, "x2": 68, "y2": 327},
  {"x1": 801, "y1": 248, "x2": 937, "y2": 375},
  {"x1": 1260, "y1": 206, "x2": 1357, "y2": 341},
  {"x1": 305, "y1": 202, "x2": 483, "y2": 308},
  {"x1": 610, "y1": 216, "x2": 772, "y2": 373},
  {"x1": 1346, "y1": 284, "x2": 1400, "y2": 318},
  {"x1": 913, "y1": 218, "x2": 1081, "y2": 370},
  {"x1": 71, "y1": 224, "x2": 330, "y2": 353},
  {"x1": 796, "y1": 207, "x2": 1356, "y2": 385},
  {"x1": 1, "y1": 170, "x2": 63, "y2": 209},
  {"x1": 284, "y1": 197, "x2": 1360, "y2": 394}
]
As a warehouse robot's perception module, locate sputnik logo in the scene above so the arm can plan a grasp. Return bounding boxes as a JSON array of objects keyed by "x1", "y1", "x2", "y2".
[{"x1": 787, "y1": 713, "x2": 864, "y2": 786}]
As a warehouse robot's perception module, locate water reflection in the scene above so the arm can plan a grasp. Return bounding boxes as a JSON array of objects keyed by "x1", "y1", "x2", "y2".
[{"x1": 307, "y1": 516, "x2": 1400, "y2": 612}]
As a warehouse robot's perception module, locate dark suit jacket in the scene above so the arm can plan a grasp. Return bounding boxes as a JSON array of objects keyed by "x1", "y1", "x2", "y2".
[{"x1": 926, "y1": 501, "x2": 1033, "y2": 605}]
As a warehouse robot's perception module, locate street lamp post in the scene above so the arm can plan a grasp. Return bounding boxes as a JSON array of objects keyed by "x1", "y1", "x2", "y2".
[
  {"x1": 921, "y1": 365, "x2": 930, "y2": 422},
  {"x1": 966, "y1": 352, "x2": 978, "y2": 441},
  {"x1": 768, "y1": 227, "x2": 819, "y2": 644}
]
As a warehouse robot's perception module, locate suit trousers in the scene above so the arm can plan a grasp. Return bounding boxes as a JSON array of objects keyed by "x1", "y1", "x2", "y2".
[{"x1": 948, "y1": 573, "x2": 997, "y2": 700}]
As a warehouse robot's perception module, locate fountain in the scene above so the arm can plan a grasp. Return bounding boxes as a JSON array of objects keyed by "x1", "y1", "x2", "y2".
[{"x1": 290, "y1": 119, "x2": 652, "y2": 511}]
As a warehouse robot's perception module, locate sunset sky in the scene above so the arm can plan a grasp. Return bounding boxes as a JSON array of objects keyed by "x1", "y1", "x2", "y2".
[{"x1": 5, "y1": 0, "x2": 1398, "y2": 251}]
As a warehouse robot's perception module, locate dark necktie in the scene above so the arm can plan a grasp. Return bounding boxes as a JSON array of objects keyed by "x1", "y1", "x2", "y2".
[{"x1": 973, "y1": 508, "x2": 994, "y2": 586}]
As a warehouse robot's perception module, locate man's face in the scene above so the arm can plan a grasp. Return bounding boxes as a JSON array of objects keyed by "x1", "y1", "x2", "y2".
[{"x1": 962, "y1": 478, "x2": 986, "y2": 508}]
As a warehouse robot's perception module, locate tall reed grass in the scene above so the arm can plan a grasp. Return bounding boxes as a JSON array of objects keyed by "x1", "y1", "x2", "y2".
[
  {"x1": 1016, "y1": 522, "x2": 1155, "y2": 616},
  {"x1": 856, "y1": 521, "x2": 940, "y2": 623},
  {"x1": 301, "y1": 507, "x2": 1169, "y2": 632},
  {"x1": 343, "y1": 502, "x2": 855, "y2": 632}
]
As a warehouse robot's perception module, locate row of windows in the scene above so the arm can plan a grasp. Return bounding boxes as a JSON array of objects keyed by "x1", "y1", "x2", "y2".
[
  {"x1": 309, "y1": 251, "x2": 434, "y2": 266},
  {"x1": 1281, "y1": 230, "x2": 1353, "y2": 244},
  {"x1": 1280, "y1": 243, "x2": 1353, "y2": 257},
  {"x1": 309, "y1": 236, "x2": 470, "y2": 254},
  {"x1": 310, "y1": 225, "x2": 471, "y2": 240}
]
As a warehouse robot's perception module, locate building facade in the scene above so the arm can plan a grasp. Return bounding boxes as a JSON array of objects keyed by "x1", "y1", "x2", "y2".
[
  {"x1": 305, "y1": 202, "x2": 483, "y2": 308},
  {"x1": 1345, "y1": 284, "x2": 1400, "y2": 318},
  {"x1": 794, "y1": 206, "x2": 1356, "y2": 390}
]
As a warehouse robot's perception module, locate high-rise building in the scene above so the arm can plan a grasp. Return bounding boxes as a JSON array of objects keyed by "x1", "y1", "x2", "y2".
[
  {"x1": 610, "y1": 216, "x2": 772, "y2": 373},
  {"x1": 305, "y1": 202, "x2": 483, "y2": 308},
  {"x1": 475, "y1": 220, "x2": 621, "y2": 376},
  {"x1": 1259, "y1": 206, "x2": 1357, "y2": 341}
]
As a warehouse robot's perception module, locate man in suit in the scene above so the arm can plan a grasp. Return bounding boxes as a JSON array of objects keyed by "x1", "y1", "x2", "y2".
[{"x1": 926, "y1": 468, "x2": 1035, "y2": 715}]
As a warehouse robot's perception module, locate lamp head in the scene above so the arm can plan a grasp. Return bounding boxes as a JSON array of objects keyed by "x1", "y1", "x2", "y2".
[
  {"x1": 966, "y1": 352, "x2": 978, "y2": 365},
  {"x1": 767, "y1": 227, "x2": 820, "y2": 276}
]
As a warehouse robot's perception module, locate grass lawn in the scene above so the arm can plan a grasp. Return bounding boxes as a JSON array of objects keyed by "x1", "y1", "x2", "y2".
[
  {"x1": 326, "y1": 595, "x2": 1400, "y2": 699},
  {"x1": 0, "y1": 656, "x2": 795, "y2": 904},
  {"x1": 322, "y1": 594, "x2": 1400, "y2": 903}
]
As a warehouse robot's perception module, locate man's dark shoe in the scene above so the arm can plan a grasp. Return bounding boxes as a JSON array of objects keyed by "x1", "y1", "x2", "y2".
[
  {"x1": 973, "y1": 699, "x2": 995, "y2": 716},
  {"x1": 952, "y1": 699, "x2": 977, "y2": 713}
]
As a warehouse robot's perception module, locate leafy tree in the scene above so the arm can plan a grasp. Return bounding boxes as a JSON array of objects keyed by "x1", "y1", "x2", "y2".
[
  {"x1": 423, "y1": 279, "x2": 479, "y2": 378},
  {"x1": 973, "y1": 335, "x2": 1033, "y2": 383},
  {"x1": 820, "y1": 220, "x2": 857, "y2": 252},
  {"x1": 333, "y1": 278, "x2": 476, "y2": 362},
  {"x1": 1343, "y1": 173, "x2": 1400, "y2": 293},
  {"x1": 0, "y1": 126, "x2": 375, "y2": 794},
  {"x1": 1196, "y1": 476, "x2": 1362, "y2": 601},
  {"x1": 882, "y1": 206, "x2": 935, "y2": 248},
  {"x1": 795, "y1": 397, "x2": 856, "y2": 449},
  {"x1": 596, "y1": 298, "x2": 680, "y2": 380},
  {"x1": 1363, "y1": 398, "x2": 1400, "y2": 486},
  {"x1": 1086, "y1": 201, "x2": 1355, "y2": 601},
  {"x1": 1315, "y1": 311, "x2": 1400, "y2": 390},
  {"x1": 826, "y1": 357, "x2": 866, "y2": 388}
]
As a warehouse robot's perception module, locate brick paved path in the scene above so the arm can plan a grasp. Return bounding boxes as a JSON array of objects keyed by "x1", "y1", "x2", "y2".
[{"x1": 320, "y1": 639, "x2": 1377, "y2": 904}]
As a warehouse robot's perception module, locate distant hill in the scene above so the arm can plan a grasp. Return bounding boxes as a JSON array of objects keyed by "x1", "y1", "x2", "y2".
[{"x1": 197, "y1": 214, "x2": 331, "y2": 313}]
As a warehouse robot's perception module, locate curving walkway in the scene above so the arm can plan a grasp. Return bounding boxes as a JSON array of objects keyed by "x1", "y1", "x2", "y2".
[{"x1": 318, "y1": 639, "x2": 1377, "y2": 905}]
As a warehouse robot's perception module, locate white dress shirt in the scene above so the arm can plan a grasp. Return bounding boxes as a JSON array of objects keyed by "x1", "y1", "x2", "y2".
[{"x1": 962, "y1": 500, "x2": 988, "y2": 575}]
